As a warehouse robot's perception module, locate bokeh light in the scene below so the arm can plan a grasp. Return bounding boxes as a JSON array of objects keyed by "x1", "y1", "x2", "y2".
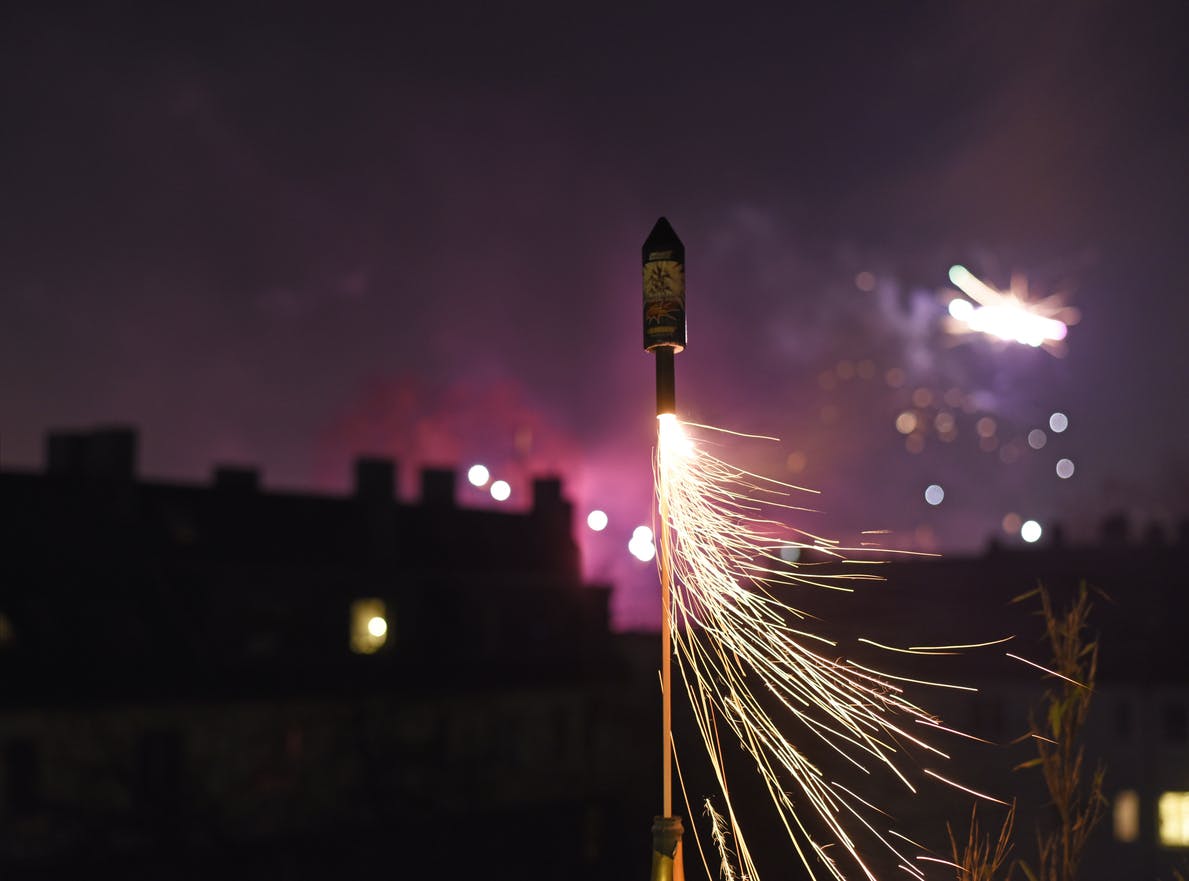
[
  {"x1": 629, "y1": 525, "x2": 656, "y2": 562},
  {"x1": 490, "y1": 480, "x2": 511, "y2": 501},
  {"x1": 948, "y1": 298, "x2": 974, "y2": 321},
  {"x1": 366, "y1": 615, "x2": 387, "y2": 638},
  {"x1": 1002, "y1": 512, "x2": 1022, "y2": 533},
  {"x1": 1021, "y1": 520, "x2": 1043, "y2": 543},
  {"x1": 1056, "y1": 458, "x2": 1075, "y2": 479},
  {"x1": 895, "y1": 411, "x2": 918, "y2": 435},
  {"x1": 976, "y1": 417, "x2": 997, "y2": 438},
  {"x1": 466, "y1": 464, "x2": 490, "y2": 487},
  {"x1": 587, "y1": 509, "x2": 609, "y2": 531},
  {"x1": 1049, "y1": 412, "x2": 1069, "y2": 433},
  {"x1": 924, "y1": 484, "x2": 944, "y2": 506},
  {"x1": 1027, "y1": 429, "x2": 1047, "y2": 450}
]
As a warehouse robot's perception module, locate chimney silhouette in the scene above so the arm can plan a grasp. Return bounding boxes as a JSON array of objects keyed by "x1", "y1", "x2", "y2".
[
  {"x1": 46, "y1": 427, "x2": 137, "y2": 480},
  {"x1": 354, "y1": 457, "x2": 397, "y2": 502}
]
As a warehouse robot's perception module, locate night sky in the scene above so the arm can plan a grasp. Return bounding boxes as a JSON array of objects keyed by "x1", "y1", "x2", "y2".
[{"x1": 3, "y1": 2, "x2": 1188, "y2": 627}]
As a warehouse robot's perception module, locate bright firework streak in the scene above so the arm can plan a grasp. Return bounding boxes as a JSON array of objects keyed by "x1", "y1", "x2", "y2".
[
  {"x1": 946, "y1": 264, "x2": 1079, "y2": 351},
  {"x1": 656, "y1": 415, "x2": 1000, "y2": 881}
]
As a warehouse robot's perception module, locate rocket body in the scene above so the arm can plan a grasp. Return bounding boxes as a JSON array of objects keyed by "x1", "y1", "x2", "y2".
[
  {"x1": 642, "y1": 217, "x2": 686, "y2": 352},
  {"x1": 643, "y1": 217, "x2": 685, "y2": 416}
]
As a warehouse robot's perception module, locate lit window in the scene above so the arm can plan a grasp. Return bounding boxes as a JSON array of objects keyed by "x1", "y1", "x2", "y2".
[
  {"x1": 1159, "y1": 792, "x2": 1189, "y2": 847},
  {"x1": 350, "y1": 599, "x2": 389, "y2": 654},
  {"x1": 1114, "y1": 789, "x2": 1140, "y2": 843}
]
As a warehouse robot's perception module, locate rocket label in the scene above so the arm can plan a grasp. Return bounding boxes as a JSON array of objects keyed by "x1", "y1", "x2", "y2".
[{"x1": 643, "y1": 259, "x2": 686, "y2": 349}]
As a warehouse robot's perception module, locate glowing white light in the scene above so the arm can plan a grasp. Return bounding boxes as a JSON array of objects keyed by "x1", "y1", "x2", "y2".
[
  {"x1": 628, "y1": 525, "x2": 656, "y2": 562},
  {"x1": 948, "y1": 298, "x2": 975, "y2": 320},
  {"x1": 924, "y1": 484, "x2": 945, "y2": 506},
  {"x1": 490, "y1": 480, "x2": 511, "y2": 501},
  {"x1": 1049, "y1": 412, "x2": 1069, "y2": 433},
  {"x1": 970, "y1": 304, "x2": 1065, "y2": 345},
  {"x1": 587, "y1": 509, "x2": 609, "y2": 531},
  {"x1": 946, "y1": 265, "x2": 1070, "y2": 347},
  {"x1": 1021, "y1": 520, "x2": 1043, "y2": 543},
  {"x1": 1027, "y1": 429, "x2": 1047, "y2": 450},
  {"x1": 366, "y1": 615, "x2": 387, "y2": 638},
  {"x1": 466, "y1": 464, "x2": 490, "y2": 487},
  {"x1": 1056, "y1": 458, "x2": 1075, "y2": 479}
]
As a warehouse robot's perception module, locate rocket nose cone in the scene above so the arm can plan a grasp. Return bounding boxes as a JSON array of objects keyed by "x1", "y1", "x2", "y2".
[{"x1": 643, "y1": 216, "x2": 683, "y2": 257}]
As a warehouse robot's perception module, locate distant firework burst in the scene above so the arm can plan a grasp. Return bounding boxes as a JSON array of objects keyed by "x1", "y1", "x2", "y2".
[
  {"x1": 656, "y1": 416, "x2": 1007, "y2": 881},
  {"x1": 944, "y1": 265, "x2": 1080, "y2": 354}
]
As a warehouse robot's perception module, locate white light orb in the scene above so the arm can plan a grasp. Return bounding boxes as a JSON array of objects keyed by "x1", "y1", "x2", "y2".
[
  {"x1": 1049, "y1": 412, "x2": 1069, "y2": 433},
  {"x1": 366, "y1": 616, "x2": 387, "y2": 638},
  {"x1": 1027, "y1": 429, "x2": 1047, "y2": 450},
  {"x1": 587, "y1": 510, "x2": 609, "y2": 531},
  {"x1": 467, "y1": 464, "x2": 490, "y2": 487},
  {"x1": 490, "y1": 480, "x2": 511, "y2": 501},
  {"x1": 924, "y1": 484, "x2": 945, "y2": 506},
  {"x1": 628, "y1": 534, "x2": 656, "y2": 563},
  {"x1": 948, "y1": 298, "x2": 975, "y2": 321},
  {"x1": 1056, "y1": 458, "x2": 1075, "y2": 479},
  {"x1": 1021, "y1": 520, "x2": 1043, "y2": 543}
]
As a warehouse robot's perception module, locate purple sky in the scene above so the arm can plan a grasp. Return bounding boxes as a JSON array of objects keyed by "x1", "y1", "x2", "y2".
[{"x1": 3, "y1": 2, "x2": 1188, "y2": 627}]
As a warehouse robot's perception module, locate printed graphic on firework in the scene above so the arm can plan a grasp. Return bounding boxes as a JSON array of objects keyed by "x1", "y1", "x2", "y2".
[{"x1": 645, "y1": 261, "x2": 684, "y2": 330}]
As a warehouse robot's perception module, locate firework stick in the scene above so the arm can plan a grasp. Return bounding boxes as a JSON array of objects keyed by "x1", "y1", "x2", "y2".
[{"x1": 643, "y1": 217, "x2": 686, "y2": 818}]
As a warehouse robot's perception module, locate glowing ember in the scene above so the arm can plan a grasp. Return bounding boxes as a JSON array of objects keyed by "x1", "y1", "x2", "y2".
[{"x1": 656, "y1": 416, "x2": 996, "y2": 881}]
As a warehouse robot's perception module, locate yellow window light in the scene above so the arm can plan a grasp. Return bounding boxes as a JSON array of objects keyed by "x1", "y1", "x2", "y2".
[{"x1": 350, "y1": 599, "x2": 389, "y2": 654}]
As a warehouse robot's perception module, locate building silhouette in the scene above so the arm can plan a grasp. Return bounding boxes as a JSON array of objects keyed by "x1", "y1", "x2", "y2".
[{"x1": 0, "y1": 427, "x2": 654, "y2": 880}]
